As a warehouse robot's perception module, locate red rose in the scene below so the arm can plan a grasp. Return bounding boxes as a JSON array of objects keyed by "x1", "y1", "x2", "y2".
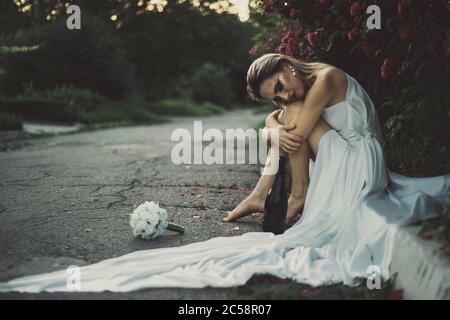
[
  {"x1": 278, "y1": 45, "x2": 287, "y2": 54},
  {"x1": 281, "y1": 31, "x2": 293, "y2": 44},
  {"x1": 380, "y1": 56, "x2": 397, "y2": 79},
  {"x1": 248, "y1": 45, "x2": 258, "y2": 56},
  {"x1": 347, "y1": 28, "x2": 358, "y2": 42},
  {"x1": 286, "y1": 45, "x2": 295, "y2": 57},
  {"x1": 287, "y1": 38, "x2": 297, "y2": 52},
  {"x1": 265, "y1": 0, "x2": 274, "y2": 13},
  {"x1": 290, "y1": 8, "x2": 298, "y2": 18},
  {"x1": 350, "y1": 2, "x2": 362, "y2": 17},
  {"x1": 391, "y1": 289, "x2": 404, "y2": 300},
  {"x1": 307, "y1": 32, "x2": 317, "y2": 47},
  {"x1": 319, "y1": 0, "x2": 331, "y2": 6}
]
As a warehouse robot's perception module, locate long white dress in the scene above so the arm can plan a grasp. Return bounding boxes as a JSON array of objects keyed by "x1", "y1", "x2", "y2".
[{"x1": 1, "y1": 73, "x2": 449, "y2": 292}]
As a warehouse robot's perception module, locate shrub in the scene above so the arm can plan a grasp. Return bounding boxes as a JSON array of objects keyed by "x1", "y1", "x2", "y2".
[
  {"x1": 18, "y1": 84, "x2": 106, "y2": 111},
  {"x1": 251, "y1": 0, "x2": 450, "y2": 176},
  {"x1": 1, "y1": 15, "x2": 136, "y2": 99},
  {"x1": 0, "y1": 85, "x2": 107, "y2": 123},
  {"x1": 0, "y1": 112, "x2": 22, "y2": 131},
  {"x1": 0, "y1": 98, "x2": 72, "y2": 123},
  {"x1": 189, "y1": 63, "x2": 235, "y2": 108},
  {"x1": 118, "y1": 2, "x2": 254, "y2": 102},
  {"x1": 0, "y1": 86, "x2": 165, "y2": 125}
]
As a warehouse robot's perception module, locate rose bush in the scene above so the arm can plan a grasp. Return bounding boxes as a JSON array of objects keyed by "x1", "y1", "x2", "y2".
[{"x1": 250, "y1": 0, "x2": 449, "y2": 175}]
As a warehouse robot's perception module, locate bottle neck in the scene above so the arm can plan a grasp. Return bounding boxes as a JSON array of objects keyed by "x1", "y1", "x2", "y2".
[{"x1": 278, "y1": 157, "x2": 287, "y2": 175}]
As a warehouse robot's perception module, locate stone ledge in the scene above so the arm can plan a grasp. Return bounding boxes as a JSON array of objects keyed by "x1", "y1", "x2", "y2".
[{"x1": 390, "y1": 225, "x2": 450, "y2": 299}]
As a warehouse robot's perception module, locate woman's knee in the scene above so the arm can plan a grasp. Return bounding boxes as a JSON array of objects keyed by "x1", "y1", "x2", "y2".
[
  {"x1": 284, "y1": 102, "x2": 303, "y2": 124},
  {"x1": 277, "y1": 109, "x2": 285, "y2": 125}
]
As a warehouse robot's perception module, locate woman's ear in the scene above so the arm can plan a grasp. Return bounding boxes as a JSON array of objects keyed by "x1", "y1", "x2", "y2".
[{"x1": 279, "y1": 61, "x2": 290, "y2": 72}]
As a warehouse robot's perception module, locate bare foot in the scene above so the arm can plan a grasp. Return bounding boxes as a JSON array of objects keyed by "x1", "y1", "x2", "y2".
[
  {"x1": 285, "y1": 195, "x2": 306, "y2": 227},
  {"x1": 223, "y1": 195, "x2": 265, "y2": 222}
]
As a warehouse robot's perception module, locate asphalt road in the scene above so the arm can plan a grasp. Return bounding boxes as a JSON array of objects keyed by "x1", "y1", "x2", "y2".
[{"x1": 0, "y1": 109, "x2": 267, "y2": 299}]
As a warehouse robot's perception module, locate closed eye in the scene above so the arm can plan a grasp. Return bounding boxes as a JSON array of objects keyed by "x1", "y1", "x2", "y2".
[{"x1": 275, "y1": 80, "x2": 283, "y2": 94}]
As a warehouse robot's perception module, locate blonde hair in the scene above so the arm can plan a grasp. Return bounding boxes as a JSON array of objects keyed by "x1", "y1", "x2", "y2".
[{"x1": 246, "y1": 53, "x2": 332, "y2": 107}]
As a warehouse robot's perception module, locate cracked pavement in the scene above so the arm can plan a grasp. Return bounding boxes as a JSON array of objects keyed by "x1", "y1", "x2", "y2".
[{"x1": 0, "y1": 109, "x2": 266, "y2": 299}]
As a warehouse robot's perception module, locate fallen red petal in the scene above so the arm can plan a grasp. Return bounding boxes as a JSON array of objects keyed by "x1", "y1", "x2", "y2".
[{"x1": 391, "y1": 289, "x2": 404, "y2": 300}]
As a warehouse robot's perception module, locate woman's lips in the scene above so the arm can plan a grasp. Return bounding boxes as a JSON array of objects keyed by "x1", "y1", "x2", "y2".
[{"x1": 291, "y1": 91, "x2": 297, "y2": 101}]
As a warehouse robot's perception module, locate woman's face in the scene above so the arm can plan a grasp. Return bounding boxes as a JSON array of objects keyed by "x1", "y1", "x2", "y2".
[{"x1": 259, "y1": 62, "x2": 306, "y2": 106}]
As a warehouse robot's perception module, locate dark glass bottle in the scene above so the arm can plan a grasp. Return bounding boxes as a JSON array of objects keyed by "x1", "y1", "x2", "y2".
[{"x1": 263, "y1": 157, "x2": 288, "y2": 234}]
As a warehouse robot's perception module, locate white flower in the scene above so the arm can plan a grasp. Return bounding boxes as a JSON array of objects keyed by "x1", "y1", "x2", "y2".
[{"x1": 129, "y1": 201, "x2": 184, "y2": 240}]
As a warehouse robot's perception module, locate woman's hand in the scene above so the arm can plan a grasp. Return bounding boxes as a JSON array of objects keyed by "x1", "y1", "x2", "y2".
[
  {"x1": 264, "y1": 108, "x2": 304, "y2": 154},
  {"x1": 276, "y1": 124, "x2": 304, "y2": 154}
]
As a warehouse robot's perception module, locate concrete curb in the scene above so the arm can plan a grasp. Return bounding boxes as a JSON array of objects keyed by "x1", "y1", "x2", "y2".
[{"x1": 389, "y1": 225, "x2": 450, "y2": 299}]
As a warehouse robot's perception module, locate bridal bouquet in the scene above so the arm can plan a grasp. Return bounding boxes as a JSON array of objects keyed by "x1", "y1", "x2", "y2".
[{"x1": 130, "y1": 201, "x2": 184, "y2": 240}]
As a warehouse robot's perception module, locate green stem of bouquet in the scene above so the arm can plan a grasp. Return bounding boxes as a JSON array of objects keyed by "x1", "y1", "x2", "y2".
[{"x1": 167, "y1": 222, "x2": 185, "y2": 234}]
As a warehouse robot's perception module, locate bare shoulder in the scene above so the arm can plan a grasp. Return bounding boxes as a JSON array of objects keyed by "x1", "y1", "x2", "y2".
[
  {"x1": 315, "y1": 67, "x2": 347, "y2": 103},
  {"x1": 317, "y1": 67, "x2": 346, "y2": 87}
]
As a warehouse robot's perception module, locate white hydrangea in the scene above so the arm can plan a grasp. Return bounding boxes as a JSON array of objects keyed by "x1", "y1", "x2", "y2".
[{"x1": 129, "y1": 201, "x2": 169, "y2": 240}]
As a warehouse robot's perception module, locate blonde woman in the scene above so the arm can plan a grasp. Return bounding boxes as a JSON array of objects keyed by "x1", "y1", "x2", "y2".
[{"x1": 224, "y1": 54, "x2": 348, "y2": 226}]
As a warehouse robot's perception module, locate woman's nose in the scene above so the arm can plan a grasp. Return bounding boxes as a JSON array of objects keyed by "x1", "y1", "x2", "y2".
[{"x1": 280, "y1": 91, "x2": 289, "y2": 103}]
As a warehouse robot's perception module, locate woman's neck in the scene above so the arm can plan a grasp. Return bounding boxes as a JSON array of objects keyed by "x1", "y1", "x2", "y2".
[{"x1": 304, "y1": 73, "x2": 317, "y2": 93}]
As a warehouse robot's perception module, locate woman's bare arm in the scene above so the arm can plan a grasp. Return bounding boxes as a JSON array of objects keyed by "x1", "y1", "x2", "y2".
[
  {"x1": 261, "y1": 108, "x2": 304, "y2": 153},
  {"x1": 265, "y1": 108, "x2": 283, "y2": 129},
  {"x1": 286, "y1": 70, "x2": 337, "y2": 140},
  {"x1": 261, "y1": 109, "x2": 283, "y2": 142}
]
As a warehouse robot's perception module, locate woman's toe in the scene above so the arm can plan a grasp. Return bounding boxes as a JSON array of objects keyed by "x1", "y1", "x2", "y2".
[{"x1": 222, "y1": 212, "x2": 233, "y2": 222}]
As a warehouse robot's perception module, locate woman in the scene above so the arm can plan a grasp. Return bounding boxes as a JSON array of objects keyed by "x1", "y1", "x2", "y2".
[
  {"x1": 224, "y1": 54, "x2": 367, "y2": 227},
  {"x1": 0, "y1": 54, "x2": 448, "y2": 293}
]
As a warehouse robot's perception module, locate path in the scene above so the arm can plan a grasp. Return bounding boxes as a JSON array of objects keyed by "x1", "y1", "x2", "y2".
[{"x1": 0, "y1": 109, "x2": 266, "y2": 299}]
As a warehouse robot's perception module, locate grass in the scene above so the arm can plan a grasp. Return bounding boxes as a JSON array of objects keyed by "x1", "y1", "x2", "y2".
[
  {"x1": 1, "y1": 83, "x2": 227, "y2": 128},
  {"x1": 0, "y1": 98, "x2": 166, "y2": 126}
]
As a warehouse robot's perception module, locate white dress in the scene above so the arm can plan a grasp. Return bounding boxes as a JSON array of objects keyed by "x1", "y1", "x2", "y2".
[{"x1": 1, "y1": 73, "x2": 449, "y2": 292}]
